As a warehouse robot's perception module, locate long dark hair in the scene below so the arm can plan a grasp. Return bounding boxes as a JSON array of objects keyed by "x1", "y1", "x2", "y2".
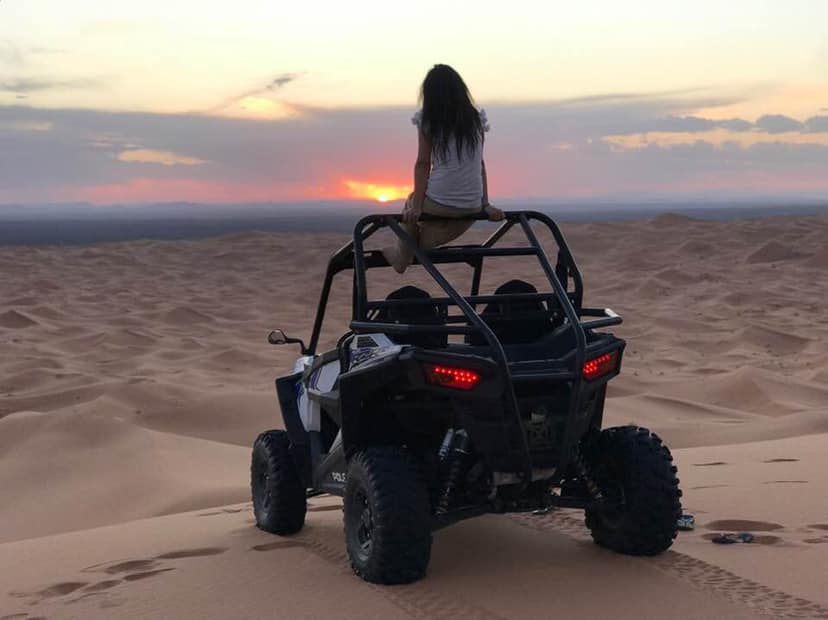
[{"x1": 419, "y1": 64, "x2": 482, "y2": 161}]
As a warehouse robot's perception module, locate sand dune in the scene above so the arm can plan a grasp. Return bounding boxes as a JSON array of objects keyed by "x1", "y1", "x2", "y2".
[
  {"x1": 1, "y1": 212, "x2": 827, "y2": 618},
  {"x1": 745, "y1": 240, "x2": 809, "y2": 264},
  {"x1": 0, "y1": 309, "x2": 39, "y2": 329}
]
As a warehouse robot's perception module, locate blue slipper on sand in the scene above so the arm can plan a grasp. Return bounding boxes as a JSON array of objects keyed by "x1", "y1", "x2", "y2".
[
  {"x1": 677, "y1": 514, "x2": 695, "y2": 531},
  {"x1": 712, "y1": 532, "x2": 754, "y2": 544}
]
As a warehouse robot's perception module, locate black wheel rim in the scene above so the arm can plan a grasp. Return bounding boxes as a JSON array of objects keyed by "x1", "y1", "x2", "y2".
[
  {"x1": 253, "y1": 453, "x2": 270, "y2": 514},
  {"x1": 596, "y1": 482, "x2": 626, "y2": 528},
  {"x1": 592, "y1": 457, "x2": 628, "y2": 529},
  {"x1": 354, "y1": 490, "x2": 374, "y2": 563}
]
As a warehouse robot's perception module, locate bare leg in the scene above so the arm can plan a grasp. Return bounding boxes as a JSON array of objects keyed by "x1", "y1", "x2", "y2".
[
  {"x1": 381, "y1": 196, "x2": 419, "y2": 273},
  {"x1": 417, "y1": 218, "x2": 474, "y2": 251}
]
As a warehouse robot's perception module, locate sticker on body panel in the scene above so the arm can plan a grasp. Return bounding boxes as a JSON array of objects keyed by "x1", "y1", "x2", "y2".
[{"x1": 349, "y1": 333, "x2": 402, "y2": 370}]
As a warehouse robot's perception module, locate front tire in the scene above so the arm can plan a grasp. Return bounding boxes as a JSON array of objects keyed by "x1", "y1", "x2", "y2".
[
  {"x1": 344, "y1": 447, "x2": 432, "y2": 584},
  {"x1": 251, "y1": 430, "x2": 307, "y2": 535},
  {"x1": 582, "y1": 426, "x2": 682, "y2": 555}
]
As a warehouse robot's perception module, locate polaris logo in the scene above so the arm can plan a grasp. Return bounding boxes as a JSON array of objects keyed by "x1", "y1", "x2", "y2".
[{"x1": 331, "y1": 471, "x2": 347, "y2": 483}]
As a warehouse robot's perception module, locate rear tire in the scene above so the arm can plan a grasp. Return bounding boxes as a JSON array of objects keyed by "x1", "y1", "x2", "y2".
[
  {"x1": 582, "y1": 426, "x2": 682, "y2": 555},
  {"x1": 251, "y1": 430, "x2": 307, "y2": 535},
  {"x1": 344, "y1": 447, "x2": 432, "y2": 584}
]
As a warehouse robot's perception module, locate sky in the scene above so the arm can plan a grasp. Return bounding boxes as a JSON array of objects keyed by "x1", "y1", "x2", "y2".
[{"x1": 1, "y1": 0, "x2": 827, "y2": 205}]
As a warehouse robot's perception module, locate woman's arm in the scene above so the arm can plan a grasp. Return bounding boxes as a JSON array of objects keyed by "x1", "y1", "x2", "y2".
[
  {"x1": 481, "y1": 152, "x2": 504, "y2": 221},
  {"x1": 404, "y1": 129, "x2": 431, "y2": 224},
  {"x1": 481, "y1": 158, "x2": 489, "y2": 207}
]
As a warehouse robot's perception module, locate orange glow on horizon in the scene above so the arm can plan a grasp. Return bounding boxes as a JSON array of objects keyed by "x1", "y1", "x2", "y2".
[{"x1": 344, "y1": 180, "x2": 411, "y2": 203}]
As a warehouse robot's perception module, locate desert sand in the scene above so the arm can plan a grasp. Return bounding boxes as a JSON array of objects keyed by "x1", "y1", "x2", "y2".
[{"x1": 1, "y1": 212, "x2": 827, "y2": 619}]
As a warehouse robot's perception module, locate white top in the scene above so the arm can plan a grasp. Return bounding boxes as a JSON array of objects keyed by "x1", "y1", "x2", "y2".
[{"x1": 412, "y1": 109, "x2": 490, "y2": 210}]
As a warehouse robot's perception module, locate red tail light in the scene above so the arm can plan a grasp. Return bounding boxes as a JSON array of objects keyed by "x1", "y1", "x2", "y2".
[
  {"x1": 582, "y1": 351, "x2": 618, "y2": 380},
  {"x1": 424, "y1": 364, "x2": 481, "y2": 390}
]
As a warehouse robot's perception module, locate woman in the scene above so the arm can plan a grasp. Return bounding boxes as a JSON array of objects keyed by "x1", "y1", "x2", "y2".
[{"x1": 383, "y1": 64, "x2": 503, "y2": 273}]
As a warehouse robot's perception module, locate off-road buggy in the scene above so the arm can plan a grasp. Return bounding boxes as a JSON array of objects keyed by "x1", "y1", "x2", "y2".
[{"x1": 251, "y1": 211, "x2": 682, "y2": 584}]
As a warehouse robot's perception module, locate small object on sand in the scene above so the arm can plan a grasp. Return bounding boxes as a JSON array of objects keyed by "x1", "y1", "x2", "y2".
[
  {"x1": 677, "y1": 513, "x2": 695, "y2": 531},
  {"x1": 712, "y1": 532, "x2": 754, "y2": 544}
]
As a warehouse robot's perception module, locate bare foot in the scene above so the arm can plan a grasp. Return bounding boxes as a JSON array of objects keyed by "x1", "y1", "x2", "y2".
[
  {"x1": 380, "y1": 246, "x2": 407, "y2": 274},
  {"x1": 484, "y1": 204, "x2": 504, "y2": 221}
]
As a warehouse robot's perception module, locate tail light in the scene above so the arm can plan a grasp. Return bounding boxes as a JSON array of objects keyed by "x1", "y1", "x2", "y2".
[
  {"x1": 582, "y1": 351, "x2": 618, "y2": 381},
  {"x1": 423, "y1": 364, "x2": 481, "y2": 390}
]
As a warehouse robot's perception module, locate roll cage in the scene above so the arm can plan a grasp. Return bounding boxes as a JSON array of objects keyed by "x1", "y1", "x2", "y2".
[{"x1": 306, "y1": 210, "x2": 622, "y2": 484}]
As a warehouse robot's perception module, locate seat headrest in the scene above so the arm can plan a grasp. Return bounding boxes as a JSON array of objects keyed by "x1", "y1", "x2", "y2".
[{"x1": 376, "y1": 286, "x2": 445, "y2": 348}]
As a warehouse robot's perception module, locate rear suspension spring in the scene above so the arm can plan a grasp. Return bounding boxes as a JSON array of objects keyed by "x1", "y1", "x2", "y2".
[{"x1": 573, "y1": 449, "x2": 603, "y2": 501}]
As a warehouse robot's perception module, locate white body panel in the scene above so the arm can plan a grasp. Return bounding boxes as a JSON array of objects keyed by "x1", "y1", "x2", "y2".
[{"x1": 293, "y1": 334, "x2": 402, "y2": 432}]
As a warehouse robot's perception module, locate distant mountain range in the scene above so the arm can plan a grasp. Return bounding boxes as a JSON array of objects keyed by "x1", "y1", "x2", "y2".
[{"x1": 1, "y1": 199, "x2": 826, "y2": 246}]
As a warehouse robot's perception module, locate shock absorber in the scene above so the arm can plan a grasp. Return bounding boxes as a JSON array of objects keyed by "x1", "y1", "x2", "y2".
[
  {"x1": 572, "y1": 449, "x2": 603, "y2": 501},
  {"x1": 437, "y1": 430, "x2": 472, "y2": 514},
  {"x1": 438, "y1": 428, "x2": 456, "y2": 461}
]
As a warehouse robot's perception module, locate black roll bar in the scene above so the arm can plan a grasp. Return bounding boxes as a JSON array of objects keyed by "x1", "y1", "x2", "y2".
[
  {"x1": 304, "y1": 210, "x2": 611, "y2": 483},
  {"x1": 382, "y1": 216, "x2": 534, "y2": 480}
]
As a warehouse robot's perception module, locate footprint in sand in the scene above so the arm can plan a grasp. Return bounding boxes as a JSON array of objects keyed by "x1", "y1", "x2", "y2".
[
  {"x1": 98, "y1": 559, "x2": 158, "y2": 574},
  {"x1": 7, "y1": 580, "x2": 90, "y2": 607},
  {"x1": 122, "y1": 568, "x2": 176, "y2": 581},
  {"x1": 705, "y1": 519, "x2": 784, "y2": 532},
  {"x1": 701, "y1": 533, "x2": 783, "y2": 545},
  {"x1": 28, "y1": 581, "x2": 87, "y2": 599},
  {"x1": 84, "y1": 546, "x2": 227, "y2": 573},
  {"x1": 693, "y1": 461, "x2": 728, "y2": 467},
  {"x1": 807, "y1": 523, "x2": 828, "y2": 531},
  {"x1": 704, "y1": 519, "x2": 786, "y2": 545},
  {"x1": 762, "y1": 458, "x2": 799, "y2": 463},
  {"x1": 12, "y1": 547, "x2": 231, "y2": 611},
  {"x1": 155, "y1": 547, "x2": 227, "y2": 560},
  {"x1": 82, "y1": 579, "x2": 122, "y2": 592},
  {"x1": 804, "y1": 537, "x2": 828, "y2": 544},
  {"x1": 690, "y1": 484, "x2": 730, "y2": 490},
  {"x1": 762, "y1": 480, "x2": 808, "y2": 484},
  {"x1": 198, "y1": 508, "x2": 245, "y2": 517},
  {"x1": 251, "y1": 540, "x2": 306, "y2": 552}
]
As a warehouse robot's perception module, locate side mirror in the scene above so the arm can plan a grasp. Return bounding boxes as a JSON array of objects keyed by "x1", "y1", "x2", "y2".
[
  {"x1": 268, "y1": 329, "x2": 288, "y2": 345},
  {"x1": 268, "y1": 329, "x2": 308, "y2": 354}
]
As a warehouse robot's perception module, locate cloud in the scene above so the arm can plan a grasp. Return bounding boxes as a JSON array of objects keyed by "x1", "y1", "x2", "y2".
[
  {"x1": 755, "y1": 114, "x2": 805, "y2": 133},
  {"x1": 552, "y1": 85, "x2": 745, "y2": 109},
  {"x1": 0, "y1": 119, "x2": 52, "y2": 132},
  {"x1": 805, "y1": 115, "x2": 828, "y2": 132},
  {"x1": 607, "y1": 115, "x2": 751, "y2": 135},
  {"x1": 0, "y1": 43, "x2": 62, "y2": 67},
  {"x1": 203, "y1": 73, "x2": 303, "y2": 118},
  {"x1": 648, "y1": 116, "x2": 718, "y2": 132},
  {"x1": 267, "y1": 74, "x2": 299, "y2": 90},
  {"x1": 2, "y1": 90, "x2": 828, "y2": 205},
  {"x1": 0, "y1": 77, "x2": 103, "y2": 94},
  {"x1": 603, "y1": 129, "x2": 828, "y2": 150},
  {"x1": 0, "y1": 44, "x2": 24, "y2": 66},
  {"x1": 116, "y1": 149, "x2": 208, "y2": 166},
  {"x1": 717, "y1": 118, "x2": 753, "y2": 132}
]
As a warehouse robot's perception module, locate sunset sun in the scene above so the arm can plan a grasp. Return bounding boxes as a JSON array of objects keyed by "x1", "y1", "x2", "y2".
[{"x1": 344, "y1": 180, "x2": 411, "y2": 203}]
